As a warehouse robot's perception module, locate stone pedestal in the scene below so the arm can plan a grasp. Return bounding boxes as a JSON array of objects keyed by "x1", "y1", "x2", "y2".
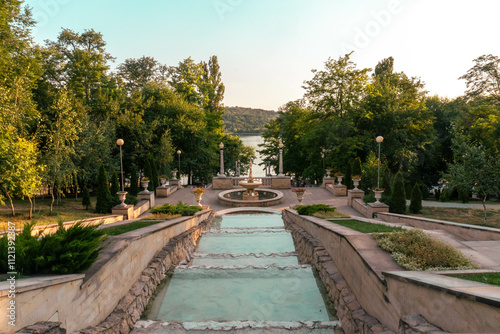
[
  {"x1": 213, "y1": 177, "x2": 234, "y2": 190},
  {"x1": 367, "y1": 202, "x2": 389, "y2": 218},
  {"x1": 271, "y1": 176, "x2": 291, "y2": 189},
  {"x1": 347, "y1": 189, "x2": 365, "y2": 207},
  {"x1": 156, "y1": 186, "x2": 172, "y2": 197},
  {"x1": 138, "y1": 191, "x2": 155, "y2": 208},
  {"x1": 112, "y1": 204, "x2": 134, "y2": 220},
  {"x1": 333, "y1": 184, "x2": 347, "y2": 197},
  {"x1": 322, "y1": 177, "x2": 335, "y2": 189}
]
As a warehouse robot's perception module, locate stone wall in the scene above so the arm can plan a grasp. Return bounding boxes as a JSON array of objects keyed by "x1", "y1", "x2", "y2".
[
  {"x1": 271, "y1": 176, "x2": 291, "y2": 189},
  {"x1": 352, "y1": 198, "x2": 369, "y2": 217},
  {"x1": 376, "y1": 212, "x2": 500, "y2": 241}
]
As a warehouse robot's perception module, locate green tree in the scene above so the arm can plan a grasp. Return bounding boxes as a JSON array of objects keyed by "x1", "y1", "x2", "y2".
[
  {"x1": 82, "y1": 185, "x2": 91, "y2": 210},
  {"x1": 409, "y1": 183, "x2": 423, "y2": 214},
  {"x1": 110, "y1": 170, "x2": 120, "y2": 195},
  {"x1": 391, "y1": 171, "x2": 406, "y2": 214},
  {"x1": 169, "y1": 57, "x2": 203, "y2": 105},
  {"x1": 117, "y1": 56, "x2": 170, "y2": 93},
  {"x1": 343, "y1": 160, "x2": 353, "y2": 189},
  {"x1": 144, "y1": 159, "x2": 154, "y2": 191},
  {"x1": 460, "y1": 54, "x2": 500, "y2": 102},
  {"x1": 200, "y1": 55, "x2": 226, "y2": 135},
  {"x1": 95, "y1": 164, "x2": 112, "y2": 214},
  {"x1": 129, "y1": 165, "x2": 139, "y2": 196},
  {"x1": 351, "y1": 157, "x2": 362, "y2": 178},
  {"x1": 150, "y1": 158, "x2": 159, "y2": 190}
]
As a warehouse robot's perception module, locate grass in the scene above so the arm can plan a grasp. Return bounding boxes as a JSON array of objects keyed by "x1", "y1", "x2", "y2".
[
  {"x1": 413, "y1": 207, "x2": 500, "y2": 228},
  {"x1": 103, "y1": 220, "x2": 163, "y2": 236},
  {"x1": 329, "y1": 220, "x2": 404, "y2": 233},
  {"x1": 0, "y1": 197, "x2": 104, "y2": 230},
  {"x1": 447, "y1": 272, "x2": 500, "y2": 287},
  {"x1": 313, "y1": 211, "x2": 351, "y2": 219},
  {"x1": 142, "y1": 213, "x2": 182, "y2": 221},
  {"x1": 373, "y1": 229, "x2": 479, "y2": 271}
]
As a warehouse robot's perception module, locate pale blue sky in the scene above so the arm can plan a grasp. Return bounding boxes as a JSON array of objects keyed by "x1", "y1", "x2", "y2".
[{"x1": 25, "y1": 0, "x2": 500, "y2": 110}]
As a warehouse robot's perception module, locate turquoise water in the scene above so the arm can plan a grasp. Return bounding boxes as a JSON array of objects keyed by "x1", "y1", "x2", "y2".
[{"x1": 145, "y1": 214, "x2": 333, "y2": 322}]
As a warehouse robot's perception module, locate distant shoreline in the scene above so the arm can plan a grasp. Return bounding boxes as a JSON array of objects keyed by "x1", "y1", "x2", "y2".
[{"x1": 228, "y1": 132, "x2": 264, "y2": 136}]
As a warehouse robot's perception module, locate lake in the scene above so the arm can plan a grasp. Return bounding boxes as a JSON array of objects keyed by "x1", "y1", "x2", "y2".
[{"x1": 238, "y1": 134, "x2": 266, "y2": 177}]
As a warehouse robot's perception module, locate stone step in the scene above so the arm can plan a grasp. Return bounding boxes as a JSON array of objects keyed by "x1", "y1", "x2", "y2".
[{"x1": 192, "y1": 252, "x2": 298, "y2": 258}]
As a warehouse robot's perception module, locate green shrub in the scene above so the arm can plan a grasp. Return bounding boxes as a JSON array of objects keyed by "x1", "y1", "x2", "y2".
[
  {"x1": 125, "y1": 194, "x2": 139, "y2": 205},
  {"x1": 150, "y1": 158, "x2": 159, "y2": 190},
  {"x1": 150, "y1": 201, "x2": 202, "y2": 216},
  {"x1": 111, "y1": 170, "x2": 120, "y2": 195},
  {"x1": 0, "y1": 221, "x2": 107, "y2": 275},
  {"x1": 390, "y1": 171, "x2": 406, "y2": 214},
  {"x1": 351, "y1": 157, "x2": 362, "y2": 178},
  {"x1": 373, "y1": 229, "x2": 478, "y2": 271},
  {"x1": 129, "y1": 166, "x2": 139, "y2": 196},
  {"x1": 344, "y1": 160, "x2": 353, "y2": 189},
  {"x1": 95, "y1": 165, "x2": 113, "y2": 214},
  {"x1": 409, "y1": 183, "x2": 423, "y2": 214},
  {"x1": 295, "y1": 204, "x2": 335, "y2": 216},
  {"x1": 440, "y1": 188, "x2": 451, "y2": 202},
  {"x1": 363, "y1": 193, "x2": 376, "y2": 203},
  {"x1": 82, "y1": 185, "x2": 91, "y2": 210},
  {"x1": 144, "y1": 160, "x2": 154, "y2": 192}
]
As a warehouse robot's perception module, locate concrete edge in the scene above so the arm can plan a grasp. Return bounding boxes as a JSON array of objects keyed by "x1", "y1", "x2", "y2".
[
  {"x1": 0, "y1": 274, "x2": 85, "y2": 297},
  {"x1": 215, "y1": 207, "x2": 282, "y2": 216}
]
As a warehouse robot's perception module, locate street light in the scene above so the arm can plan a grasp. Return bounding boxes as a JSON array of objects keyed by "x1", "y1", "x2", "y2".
[
  {"x1": 177, "y1": 150, "x2": 181, "y2": 180},
  {"x1": 278, "y1": 141, "x2": 284, "y2": 177},
  {"x1": 219, "y1": 142, "x2": 225, "y2": 177},
  {"x1": 376, "y1": 136, "x2": 384, "y2": 188},
  {"x1": 116, "y1": 138, "x2": 127, "y2": 207}
]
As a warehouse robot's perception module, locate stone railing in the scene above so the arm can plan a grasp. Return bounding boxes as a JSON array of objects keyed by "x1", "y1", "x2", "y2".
[{"x1": 213, "y1": 176, "x2": 289, "y2": 190}]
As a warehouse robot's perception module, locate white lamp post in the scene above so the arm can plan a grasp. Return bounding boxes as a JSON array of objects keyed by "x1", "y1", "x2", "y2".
[
  {"x1": 278, "y1": 141, "x2": 284, "y2": 177},
  {"x1": 116, "y1": 139, "x2": 127, "y2": 207},
  {"x1": 376, "y1": 136, "x2": 384, "y2": 188},
  {"x1": 219, "y1": 142, "x2": 225, "y2": 177},
  {"x1": 177, "y1": 150, "x2": 181, "y2": 180}
]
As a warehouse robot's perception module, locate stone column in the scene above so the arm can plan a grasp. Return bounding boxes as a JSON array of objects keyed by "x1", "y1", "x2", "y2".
[
  {"x1": 219, "y1": 148, "x2": 225, "y2": 177},
  {"x1": 278, "y1": 147, "x2": 284, "y2": 176}
]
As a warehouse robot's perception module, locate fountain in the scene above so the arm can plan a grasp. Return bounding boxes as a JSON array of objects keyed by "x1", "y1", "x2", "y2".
[{"x1": 238, "y1": 161, "x2": 262, "y2": 200}]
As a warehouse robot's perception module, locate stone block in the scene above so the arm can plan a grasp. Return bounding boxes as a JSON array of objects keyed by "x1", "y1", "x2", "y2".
[
  {"x1": 137, "y1": 191, "x2": 155, "y2": 208},
  {"x1": 322, "y1": 177, "x2": 336, "y2": 188},
  {"x1": 367, "y1": 202, "x2": 389, "y2": 218},
  {"x1": 333, "y1": 185, "x2": 347, "y2": 197},
  {"x1": 112, "y1": 205, "x2": 134, "y2": 220},
  {"x1": 271, "y1": 176, "x2": 291, "y2": 189},
  {"x1": 347, "y1": 189, "x2": 364, "y2": 207},
  {"x1": 212, "y1": 177, "x2": 234, "y2": 190}
]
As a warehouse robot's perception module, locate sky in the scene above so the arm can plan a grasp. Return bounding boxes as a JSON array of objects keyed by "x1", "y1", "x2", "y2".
[{"x1": 25, "y1": 0, "x2": 500, "y2": 111}]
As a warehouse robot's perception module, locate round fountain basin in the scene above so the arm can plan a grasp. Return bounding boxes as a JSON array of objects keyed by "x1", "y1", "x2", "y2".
[{"x1": 218, "y1": 188, "x2": 283, "y2": 207}]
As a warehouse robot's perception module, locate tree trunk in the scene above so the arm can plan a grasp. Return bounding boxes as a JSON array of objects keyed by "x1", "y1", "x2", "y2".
[
  {"x1": 6, "y1": 191, "x2": 15, "y2": 217},
  {"x1": 50, "y1": 187, "x2": 55, "y2": 216},
  {"x1": 482, "y1": 195, "x2": 488, "y2": 225},
  {"x1": 28, "y1": 196, "x2": 33, "y2": 220}
]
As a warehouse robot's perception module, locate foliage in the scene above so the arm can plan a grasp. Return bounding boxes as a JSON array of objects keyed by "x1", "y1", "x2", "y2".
[
  {"x1": 95, "y1": 165, "x2": 112, "y2": 214},
  {"x1": 373, "y1": 229, "x2": 479, "y2": 271},
  {"x1": 224, "y1": 107, "x2": 278, "y2": 133},
  {"x1": 129, "y1": 166, "x2": 139, "y2": 196},
  {"x1": 343, "y1": 159, "x2": 353, "y2": 189},
  {"x1": 103, "y1": 220, "x2": 166, "y2": 236},
  {"x1": 363, "y1": 193, "x2": 376, "y2": 203},
  {"x1": 295, "y1": 204, "x2": 335, "y2": 216},
  {"x1": 390, "y1": 171, "x2": 406, "y2": 214},
  {"x1": 149, "y1": 201, "x2": 202, "y2": 216},
  {"x1": 351, "y1": 157, "x2": 362, "y2": 178},
  {"x1": 144, "y1": 213, "x2": 182, "y2": 221},
  {"x1": 409, "y1": 183, "x2": 423, "y2": 214},
  {"x1": 82, "y1": 186, "x2": 91, "y2": 210},
  {"x1": 460, "y1": 54, "x2": 500, "y2": 102},
  {"x1": 312, "y1": 211, "x2": 350, "y2": 219},
  {"x1": 331, "y1": 220, "x2": 403, "y2": 233},
  {"x1": 190, "y1": 188, "x2": 206, "y2": 194},
  {"x1": 110, "y1": 170, "x2": 120, "y2": 195},
  {"x1": 150, "y1": 158, "x2": 159, "y2": 190},
  {"x1": 448, "y1": 272, "x2": 500, "y2": 287},
  {"x1": 0, "y1": 221, "x2": 107, "y2": 275},
  {"x1": 144, "y1": 159, "x2": 154, "y2": 191}
]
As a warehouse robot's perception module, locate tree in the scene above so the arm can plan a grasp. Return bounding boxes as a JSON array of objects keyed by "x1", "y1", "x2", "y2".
[
  {"x1": 95, "y1": 165, "x2": 112, "y2": 214},
  {"x1": 445, "y1": 138, "x2": 500, "y2": 225},
  {"x1": 460, "y1": 54, "x2": 500, "y2": 102},
  {"x1": 391, "y1": 172, "x2": 406, "y2": 214},
  {"x1": 150, "y1": 158, "x2": 159, "y2": 190},
  {"x1": 409, "y1": 183, "x2": 423, "y2": 214},
  {"x1": 129, "y1": 165, "x2": 139, "y2": 196},
  {"x1": 144, "y1": 159, "x2": 154, "y2": 191},
  {"x1": 117, "y1": 56, "x2": 170, "y2": 93},
  {"x1": 110, "y1": 170, "x2": 120, "y2": 195},
  {"x1": 169, "y1": 57, "x2": 203, "y2": 105},
  {"x1": 351, "y1": 157, "x2": 362, "y2": 178},
  {"x1": 343, "y1": 160, "x2": 353, "y2": 189},
  {"x1": 200, "y1": 55, "x2": 226, "y2": 135},
  {"x1": 82, "y1": 185, "x2": 91, "y2": 210}
]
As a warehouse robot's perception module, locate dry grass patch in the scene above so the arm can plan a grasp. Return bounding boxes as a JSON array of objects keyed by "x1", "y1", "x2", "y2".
[
  {"x1": 143, "y1": 213, "x2": 182, "y2": 221},
  {"x1": 414, "y1": 207, "x2": 500, "y2": 228},
  {"x1": 313, "y1": 211, "x2": 351, "y2": 219}
]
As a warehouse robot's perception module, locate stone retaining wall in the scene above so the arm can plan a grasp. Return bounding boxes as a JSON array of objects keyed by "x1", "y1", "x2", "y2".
[{"x1": 376, "y1": 212, "x2": 500, "y2": 241}]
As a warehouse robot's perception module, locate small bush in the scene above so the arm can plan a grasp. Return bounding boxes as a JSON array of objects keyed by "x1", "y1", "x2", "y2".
[
  {"x1": 409, "y1": 183, "x2": 423, "y2": 214},
  {"x1": 373, "y1": 229, "x2": 478, "y2": 271},
  {"x1": 363, "y1": 193, "x2": 376, "y2": 203},
  {"x1": 150, "y1": 201, "x2": 202, "y2": 216},
  {"x1": 296, "y1": 204, "x2": 335, "y2": 216},
  {"x1": 390, "y1": 171, "x2": 406, "y2": 214}
]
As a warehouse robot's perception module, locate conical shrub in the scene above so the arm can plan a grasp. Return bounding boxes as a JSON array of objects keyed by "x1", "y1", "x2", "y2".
[
  {"x1": 129, "y1": 166, "x2": 139, "y2": 196},
  {"x1": 390, "y1": 171, "x2": 406, "y2": 214},
  {"x1": 409, "y1": 183, "x2": 423, "y2": 214},
  {"x1": 95, "y1": 165, "x2": 113, "y2": 214}
]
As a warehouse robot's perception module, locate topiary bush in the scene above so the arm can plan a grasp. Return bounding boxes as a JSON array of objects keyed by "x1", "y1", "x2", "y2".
[
  {"x1": 390, "y1": 171, "x2": 406, "y2": 214},
  {"x1": 409, "y1": 183, "x2": 423, "y2": 214},
  {"x1": 95, "y1": 165, "x2": 113, "y2": 214},
  {"x1": 295, "y1": 204, "x2": 335, "y2": 216},
  {"x1": 150, "y1": 201, "x2": 202, "y2": 216}
]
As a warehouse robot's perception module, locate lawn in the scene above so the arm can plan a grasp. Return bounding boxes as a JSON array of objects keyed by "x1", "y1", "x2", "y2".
[
  {"x1": 447, "y1": 272, "x2": 500, "y2": 287},
  {"x1": 102, "y1": 220, "x2": 163, "y2": 236},
  {"x1": 0, "y1": 197, "x2": 104, "y2": 230},
  {"x1": 329, "y1": 220, "x2": 403, "y2": 233},
  {"x1": 414, "y1": 207, "x2": 500, "y2": 228}
]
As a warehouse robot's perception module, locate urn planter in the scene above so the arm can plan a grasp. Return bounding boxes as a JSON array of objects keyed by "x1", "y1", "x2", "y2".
[
  {"x1": 353, "y1": 178, "x2": 361, "y2": 190},
  {"x1": 141, "y1": 181, "x2": 150, "y2": 192},
  {"x1": 373, "y1": 190, "x2": 384, "y2": 204}
]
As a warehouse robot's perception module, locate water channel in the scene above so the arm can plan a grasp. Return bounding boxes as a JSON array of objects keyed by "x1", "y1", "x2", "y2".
[{"x1": 144, "y1": 214, "x2": 338, "y2": 330}]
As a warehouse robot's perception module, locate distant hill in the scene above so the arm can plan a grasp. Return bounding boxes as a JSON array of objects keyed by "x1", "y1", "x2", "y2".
[{"x1": 224, "y1": 106, "x2": 277, "y2": 134}]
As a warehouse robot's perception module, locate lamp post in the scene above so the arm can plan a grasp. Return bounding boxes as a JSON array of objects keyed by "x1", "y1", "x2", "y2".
[
  {"x1": 219, "y1": 142, "x2": 225, "y2": 177},
  {"x1": 278, "y1": 141, "x2": 284, "y2": 177},
  {"x1": 376, "y1": 136, "x2": 384, "y2": 188},
  {"x1": 116, "y1": 139, "x2": 127, "y2": 207},
  {"x1": 177, "y1": 150, "x2": 181, "y2": 180}
]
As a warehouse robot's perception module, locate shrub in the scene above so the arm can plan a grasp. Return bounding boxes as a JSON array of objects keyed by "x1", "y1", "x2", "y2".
[
  {"x1": 125, "y1": 194, "x2": 139, "y2": 205},
  {"x1": 150, "y1": 158, "x2": 159, "y2": 190},
  {"x1": 409, "y1": 183, "x2": 423, "y2": 214},
  {"x1": 373, "y1": 229, "x2": 478, "y2": 271},
  {"x1": 144, "y1": 160, "x2": 154, "y2": 192},
  {"x1": 82, "y1": 185, "x2": 91, "y2": 210},
  {"x1": 295, "y1": 204, "x2": 335, "y2": 216},
  {"x1": 0, "y1": 221, "x2": 107, "y2": 275},
  {"x1": 363, "y1": 193, "x2": 376, "y2": 203},
  {"x1": 344, "y1": 160, "x2": 353, "y2": 189},
  {"x1": 111, "y1": 170, "x2": 120, "y2": 195},
  {"x1": 95, "y1": 165, "x2": 113, "y2": 214},
  {"x1": 390, "y1": 171, "x2": 406, "y2": 214},
  {"x1": 129, "y1": 166, "x2": 139, "y2": 196},
  {"x1": 150, "y1": 201, "x2": 202, "y2": 216},
  {"x1": 351, "y1": 157, "x2": 362, "y2": 178}
]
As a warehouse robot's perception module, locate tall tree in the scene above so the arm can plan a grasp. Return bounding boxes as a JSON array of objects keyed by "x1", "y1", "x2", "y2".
[
  {"x1": 117, "y1": 56, "x2": 171, "y2": 93},
  {"x1": 460, "y1": 54, "x2": 500, "y2": 102},
  {"x1": 200, "y1": 55, "x2": 226, "y2": 135},
  {"x1": 169, "y1": 57, "x2": 203, "y2": 105}
]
